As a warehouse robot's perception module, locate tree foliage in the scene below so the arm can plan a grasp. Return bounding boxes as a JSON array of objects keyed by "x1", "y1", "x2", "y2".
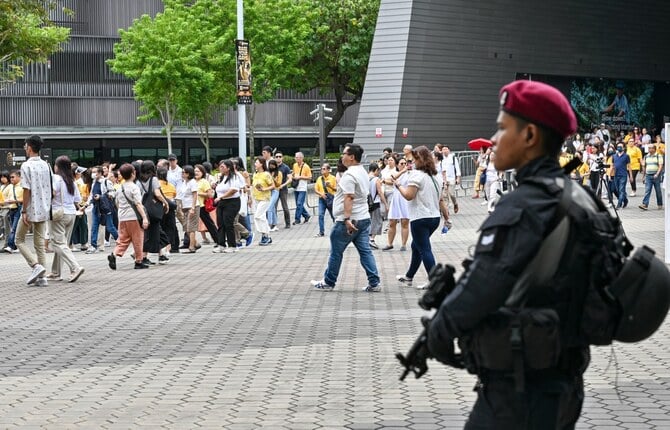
[
  {"x1": 0, "y1": 0, "x2": 70, "y2": 85},
  {"x1": 109, "y1": 0, "x2": 310, "y2": 159},
  {"x1": 297, "y1": 0, "x2": 380, "y2": 136},
  {"x1": 108, "y1": 3, "x2": 222, "y2": 155}
]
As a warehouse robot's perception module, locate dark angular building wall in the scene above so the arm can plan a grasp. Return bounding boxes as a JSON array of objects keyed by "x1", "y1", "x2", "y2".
[{"x1": 354, "y1": 0, "x2": 670, "y2": 155}]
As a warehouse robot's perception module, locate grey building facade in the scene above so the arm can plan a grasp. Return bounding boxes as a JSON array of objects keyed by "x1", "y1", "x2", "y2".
[
  {"x1": 0, "y1": 0, "x2": 357, "y2": 165},
  {"x1": 354, "y1": 0, "x2": 670, "y2": 155}
]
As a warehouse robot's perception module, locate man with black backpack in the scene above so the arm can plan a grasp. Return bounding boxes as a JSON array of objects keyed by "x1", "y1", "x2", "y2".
[{"x1": 423, "y1": 81, "x2": 630, "y2": 429}]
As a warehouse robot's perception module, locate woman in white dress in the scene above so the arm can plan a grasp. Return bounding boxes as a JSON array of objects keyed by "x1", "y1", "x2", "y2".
[{"x1": 382, "y1": 155, "x2": 410, "y2": 251}]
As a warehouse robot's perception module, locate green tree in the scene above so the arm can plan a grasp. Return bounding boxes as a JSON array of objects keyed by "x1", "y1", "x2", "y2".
[
  {"x1": 108, "y1": 5, "x2": 217, "y2": 155},
  {"x1": 297, "y1": 0, "x2": 380, "y2": 137},
  {"x1": 0, "y1": 0, "x2": 70, "y2": 85},
  {"x1": 109, "y1": 0, "x2": 310, "y2": 160}
]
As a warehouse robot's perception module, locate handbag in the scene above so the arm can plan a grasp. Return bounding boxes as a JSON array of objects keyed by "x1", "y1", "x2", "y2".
[
  {"x1": 320, "y1": 177, "x2": 334, "y2": 211},
  {"x1": 160, "y1": 187, "x2": 177, "y2": 211},
  {"x1": 291, "y1": 164, "x2": 304, "y2": 188},
  {"x1": 204, "y1": 197, "x2": 216, "y2": 213},
  {"x1": 140, "y1": 177, "x2": 164, "y2": 222}
]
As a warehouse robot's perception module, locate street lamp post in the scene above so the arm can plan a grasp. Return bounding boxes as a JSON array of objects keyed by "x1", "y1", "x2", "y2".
[{"x1": 237, "y1": 0, "x2": 247, "y2": 165}]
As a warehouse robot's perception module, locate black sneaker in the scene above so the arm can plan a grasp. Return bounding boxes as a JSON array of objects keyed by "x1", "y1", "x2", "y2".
[
  {"x1": 304, "y1": 216, "x2": 311, "y2": 223},
  {"x1": 285, "y1": 224, "x2": 291, "y2": 229},
  {"x1": 142, "y1": 257, "x2": 156, "y2": 265},
  {"x1": 158, "y1": 255, "x2": 169, "y2": 264},
  {"x1": 293, "y1": 220, "x2": 301, "y2": 225},
  {"x1": 134, "y1": 262, "x2": 150, "y2": 269},
  {"x1": 108, "y1": 253, "x2": 117, "y2": 271}
]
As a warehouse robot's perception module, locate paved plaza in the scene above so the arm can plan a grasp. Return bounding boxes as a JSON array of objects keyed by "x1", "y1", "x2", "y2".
[{"x1": 1, "y1": 192, "x2": 668, "y2": 429}]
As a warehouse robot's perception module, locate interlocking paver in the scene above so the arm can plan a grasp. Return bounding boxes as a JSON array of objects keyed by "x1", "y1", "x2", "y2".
[{"x1": 0, "y1": 190, "x2": 667, "y2": 428}]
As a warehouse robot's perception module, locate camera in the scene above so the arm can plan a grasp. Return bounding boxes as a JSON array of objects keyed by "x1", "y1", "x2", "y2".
[{"x1": 595, "y1": 155, "x2": 609, "y2": 172}]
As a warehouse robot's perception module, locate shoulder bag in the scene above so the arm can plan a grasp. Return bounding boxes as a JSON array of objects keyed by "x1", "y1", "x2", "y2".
[
  {"x1": 140, "y1": 177, "x2": 164, "y2": 222},
  {"x1": 291, "y1": 165, "x2": 304, "y2": 188},
  {"x1": 121, "y1": 184, "x2": 143, "y2": 224},
  {"x1": 320, "y1": 176, "x2": 334, "y2": 211}
]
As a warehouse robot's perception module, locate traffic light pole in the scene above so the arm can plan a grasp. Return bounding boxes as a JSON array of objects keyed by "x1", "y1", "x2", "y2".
[{"x1": 310, "y1": 104, "x2": 332, "y2": 167}]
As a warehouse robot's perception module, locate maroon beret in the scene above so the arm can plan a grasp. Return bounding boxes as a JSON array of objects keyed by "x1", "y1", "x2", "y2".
[{"x1": 499, "y1": 80, "x2": 577, "y2": 139}]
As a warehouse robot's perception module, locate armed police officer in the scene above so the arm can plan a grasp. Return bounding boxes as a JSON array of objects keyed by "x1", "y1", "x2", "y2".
[{"x1": 426, "y1": 81, "x2": 589, "y2": 429}]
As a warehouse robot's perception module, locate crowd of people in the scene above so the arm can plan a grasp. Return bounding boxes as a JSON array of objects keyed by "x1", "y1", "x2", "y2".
[
  {"x1": 559, "y1": 124, "x2": 665, "y2": 209},
  {"x1": 1, "y1": 127, "x2": 664, "y2": 288}
]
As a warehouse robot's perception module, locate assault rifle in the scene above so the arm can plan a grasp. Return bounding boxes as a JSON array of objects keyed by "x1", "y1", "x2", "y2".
[{"x1": 396, "y1": 263, "x2": 460, "y2": 380}]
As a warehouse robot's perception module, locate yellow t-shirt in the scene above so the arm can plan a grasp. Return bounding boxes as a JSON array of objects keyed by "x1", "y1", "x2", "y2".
[
  {"x1": 272, "y1": 171, "x2": 284, "y2": 188},
  {"x1": 196, "y1": 178, "x2": 211, "y2": 207},
  {"x1": 559, "y1": 153, "x2": 573, "y2": 168},
  {"x1": 3, "y1": 183, "x2": 23, "y2": 209},
  {"x1": 657, "y1": 143, "x2": 666, "y2": 156},
  {"x1": 291, "y1": 162, "x2": 312, "y2": 190},
  {"x1": 252, "y1": 171, "x2": 273, "y2": 201},
  {"x1": 160, "y1": 180, "x2": 177, "y2": 200},
  {"x1": 626, "y1": 146, "x2": 642, "y2": 170},
  {"x1": 315, "y1": 174, "x2": 337, "y2": 196}
]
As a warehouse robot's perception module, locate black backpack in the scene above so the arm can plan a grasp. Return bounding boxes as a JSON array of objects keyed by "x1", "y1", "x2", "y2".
[{"x1": 523, "y1": 177, "x2": 670, "y2": 346}]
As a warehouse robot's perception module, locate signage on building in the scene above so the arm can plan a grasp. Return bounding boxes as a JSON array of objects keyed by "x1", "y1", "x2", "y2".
[
  {"x1": 375, "y1": 128, "x2": 382, "y2": 137},
  {"x1": 236, "y1": 39, "x2": 252, "y2": 105},
  {"x1": 402, "y1": 128, "x2": 408, "y2": 138}
]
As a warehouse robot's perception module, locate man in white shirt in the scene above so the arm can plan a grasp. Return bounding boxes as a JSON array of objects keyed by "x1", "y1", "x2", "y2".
[
  {"x1": 311, "y1": 144, "x2": 381, "y2": 292},
  {"x1": 16, "y1": 135, "x2": 51, "y2": 286},
  {"x1": 440, "y1": 145, "x2": 461, "y2": 215}
]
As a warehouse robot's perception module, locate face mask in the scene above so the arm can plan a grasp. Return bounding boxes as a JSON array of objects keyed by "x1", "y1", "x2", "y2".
[
  {"x1": 91, "y1": 172, "x2": 98, "y2": 180},
  {"x1": 617, "y1": 147, "x2": 624, "y2": 153},
  {"x1": 607, "y1": 149, "x2": 615, "y2": 156}
]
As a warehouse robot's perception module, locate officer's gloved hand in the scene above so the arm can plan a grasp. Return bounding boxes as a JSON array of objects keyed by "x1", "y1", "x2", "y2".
[{"x1": 426, "y1": 318, "x2": 464, "y2": 369}]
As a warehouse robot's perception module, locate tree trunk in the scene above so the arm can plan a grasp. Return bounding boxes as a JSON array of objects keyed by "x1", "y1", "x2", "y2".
[
  {"x1": 160, "y1": 98, "x2": 174, "y2": 155},
  {"x1": 324, "y1": 87, "x2": 359, "y2": 138}
]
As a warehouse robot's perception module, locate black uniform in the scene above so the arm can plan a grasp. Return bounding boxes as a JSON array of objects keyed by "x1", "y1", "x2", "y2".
[{"x1": 427, "y1": 155, "x2": 590, "y2": 430}]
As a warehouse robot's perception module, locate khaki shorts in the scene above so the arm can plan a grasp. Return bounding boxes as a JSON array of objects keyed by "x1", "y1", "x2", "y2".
[{"x1": 183, "y1": 206, "x2": 200, "y2": 233}]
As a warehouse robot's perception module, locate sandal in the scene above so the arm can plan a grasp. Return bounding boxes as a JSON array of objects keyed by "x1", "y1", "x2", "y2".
[{"x1": 46, "y1": 273, "x2": 63, "y2": 281}]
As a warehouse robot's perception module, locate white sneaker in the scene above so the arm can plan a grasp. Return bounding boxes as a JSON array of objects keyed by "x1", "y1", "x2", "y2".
[
  {"x1": 104, "y1": 241, "x2": 110, "y2": 247},
  {"x1": 3, "y1": 246, "x2": 12, "y2": 253},
  {"x1": 36, "y1": 277, "x2": 48, "y2": 287},
  {"x1": 212, "y1": 246, "x2": 221, "y2": 253},
  {"x1": 415, "y1": 282, "x2": 429, "y2": 290},
  {"x1": 223, "y1": 247, "x2": 237, "y2": 253},
  {"x1": 270, "y1": 226, "x2": 279, "y2": 232},
  {"x1": 630, "y1": 192, "x2": 636, "y2": 197},
  {"x1": 27, "y1": 264, "x2": 46, "y2": 285}
]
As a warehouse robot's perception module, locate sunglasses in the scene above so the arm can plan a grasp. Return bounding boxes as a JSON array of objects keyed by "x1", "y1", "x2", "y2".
[{"x1": 275, "y1": 155, "x2": 282, "y2": 158}]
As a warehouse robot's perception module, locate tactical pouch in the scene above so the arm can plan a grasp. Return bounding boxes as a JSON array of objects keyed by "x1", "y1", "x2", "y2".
[{"x1": 470, "y1": 308, "x2": 562, "y2": 372}]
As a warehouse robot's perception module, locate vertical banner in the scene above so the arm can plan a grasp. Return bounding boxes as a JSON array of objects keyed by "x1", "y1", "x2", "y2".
[{"x1": 236, "y1": 39, "x2": 252, "y2": 104}]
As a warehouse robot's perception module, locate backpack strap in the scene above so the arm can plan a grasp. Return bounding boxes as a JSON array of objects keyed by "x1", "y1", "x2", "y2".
[{"x1": 505, "y1": 177, "x2": 572, "y2": 308}]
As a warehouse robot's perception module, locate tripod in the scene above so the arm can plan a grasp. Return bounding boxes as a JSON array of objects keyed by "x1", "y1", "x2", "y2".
[{"x1": 594, "y1": 168, "x2": 617, "y2": 209}]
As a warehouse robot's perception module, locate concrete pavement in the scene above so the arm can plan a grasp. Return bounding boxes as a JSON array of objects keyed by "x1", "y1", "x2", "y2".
[{"x1": 0, "y1": 191, "x2": 667, "y2": 429}]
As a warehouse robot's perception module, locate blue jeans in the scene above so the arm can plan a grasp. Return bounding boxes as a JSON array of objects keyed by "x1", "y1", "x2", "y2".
[
  {"x1": 7, "y1": 208, "x2": 20, "y2": 249},
  {"x1": 642, "y1": 174, "x2": 663, "y2": 206},
  {"x1": 267, "y1": 189, "x2": 280, "y2": 226},
  {"x1": 91, "y1": 209, "x2": 118, "y2": 248},
  {"x1": 294, "y1": 191, "x2": 309, "y2": 222},
  {"x1": 406, "y1": 217, "x2": 440, "y2": 279},
  {"x1": 613, "y1": 175, "x2": 628, "y2": 208},
  {"x1": 318, "y1": 197, "x2": 334, "y2": 235},
  {"x1": 323, "y1": 219, "x2": 380, "y2": 288}
]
